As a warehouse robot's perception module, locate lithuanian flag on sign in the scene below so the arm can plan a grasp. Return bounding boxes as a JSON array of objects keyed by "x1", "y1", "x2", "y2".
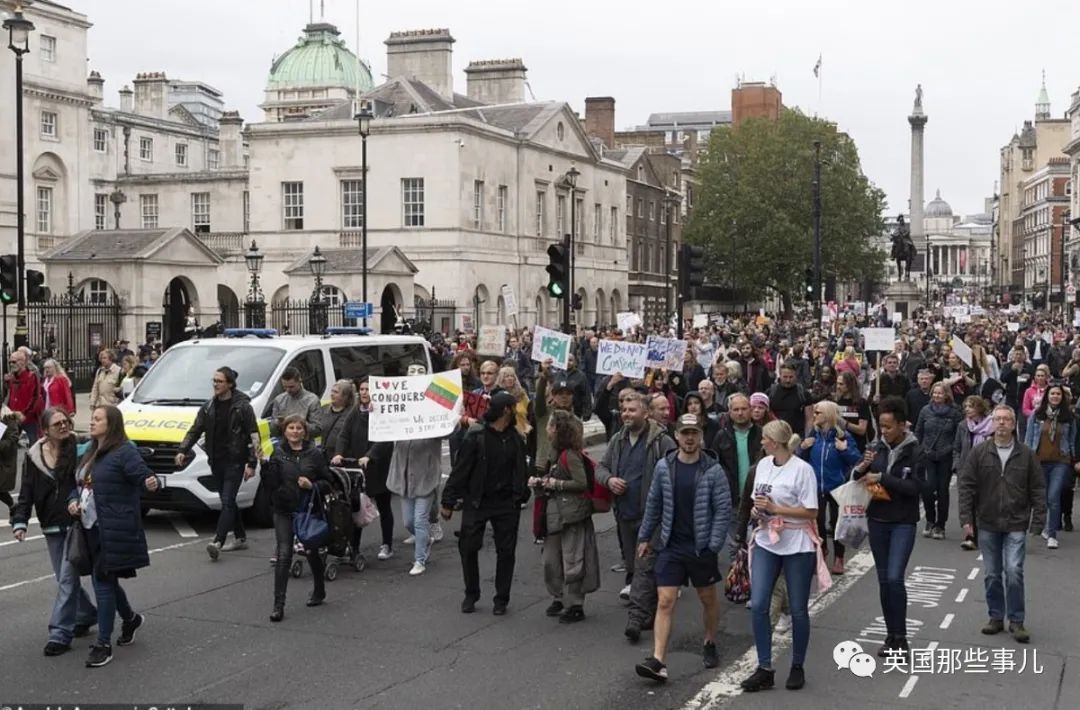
[{"x1": 424, "y1": 375, "x2": 461, "y2": 410}]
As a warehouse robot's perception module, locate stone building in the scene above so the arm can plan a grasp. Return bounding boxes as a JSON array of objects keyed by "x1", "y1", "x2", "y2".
[{"x1": 1064, "y1": 86, "x2": 1080, "y2": 290}]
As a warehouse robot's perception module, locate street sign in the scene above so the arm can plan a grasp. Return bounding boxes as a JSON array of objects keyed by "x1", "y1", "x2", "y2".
[
  {"x1": 344, "y1": 301, "x2": 373, "y2": 319},
  {"x1": 1068, "y1": 283, "x2": 1076, "y2": 297},
  {"x1": 145, "y1": 321, "x2": 162, "y2": 343}
]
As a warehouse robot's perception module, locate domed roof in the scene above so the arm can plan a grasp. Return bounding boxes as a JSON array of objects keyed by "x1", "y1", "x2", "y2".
[
  {"x1": 267, "y1": 23, "x2": 373, "y2": 91},
  {"x1": 925, "y1": 189, "x2": 953, "y2": 218}
]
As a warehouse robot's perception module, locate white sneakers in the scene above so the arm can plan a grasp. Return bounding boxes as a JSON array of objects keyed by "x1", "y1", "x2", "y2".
[
  {"x1": 1048, "y1": 537, "x2": 1059, "y2": 549},
  {"x1": 619, "y1": 584, "x2": 632, "y2": 601},
  {"x1": 409, "y1": 562, "x2": 426, "y2": 576},
  {"x1": 377, "y1": 544, "x2": 393, "y2": 560},
  {"x1": 403, "y1": 535, "x2": 416, "y2": 545},
  {"x1": 431, "y1": 523, "x2": 444, "y2": 542}
]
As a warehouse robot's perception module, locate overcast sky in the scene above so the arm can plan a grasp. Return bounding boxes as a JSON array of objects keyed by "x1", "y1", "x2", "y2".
[{"x1": 78, "y1": 0, "x2": 1080, "y2": 217}]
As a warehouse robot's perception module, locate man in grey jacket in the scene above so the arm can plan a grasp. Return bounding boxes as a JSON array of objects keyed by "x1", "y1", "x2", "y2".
[
  {"x1": 268, "y1": 367, "x2": 322, "y2": 439},
  {"x1": 958, "y1": 404, "x2": 1046, "y2": 644},
  {"x1": 596, "y1": 392, "x2": 675, "y2": 642}
]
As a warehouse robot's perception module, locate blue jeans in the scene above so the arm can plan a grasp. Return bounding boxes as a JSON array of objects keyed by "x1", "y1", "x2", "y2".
[
  {"x1": 401, "y1": 494, "x2": 435, "y2": 564},
  {"x1": 867, "y1": 520, "x2": 917, "y2": 638},
  {"x1": 44, "y1": 532, "x2": 97, "y2": 644},
  {"x1": 978, "y1": 530, "x2": 1026, "y2": 624},
  {"x1": 749, "y1": 548, "x2": 815, "y2": 669},
  {"x1": 85, "y1": 526, "x2": 135, "y2": 646},
  {"x1": 1042, "y1": 463, "x2": 1069, "y2": 539}
]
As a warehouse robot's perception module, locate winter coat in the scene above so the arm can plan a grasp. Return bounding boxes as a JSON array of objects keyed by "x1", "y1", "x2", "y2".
[
  {"x1": 333, "y1": 407, "x2": 392, "y2": 496},
  {"x1": 797, "y1": 428, "x2": 862, "y2": 493},
  {"x1": 0, "y1": 415, "x2": 20, "y2": 493},
  {"x1": 638, "y1": 450, "x2": 733, "y2": 554},
  {"x1": 261, "y1": 441, "x2": 330, "y2": 514},
  {"x1": 89, "y1": 363, "x2": 122, "y2": 408},
  {"x1": 852, "y1": 432, "x2": 927, "y2": 525},
  {"x1": 443, "y1": 422, "x2": 529, "y2": 510},
  {"x1": 43, "y1": 375, "x2": 76, "y2": 415},
  {"x1": 314, "y1": 403, "x2": 351, "y2": 455},
  {"x1": 562, "y1": 367, "x2": 594, "y2": 421},
  {"x1": 7, "y1": 368, "x2": 44, "y2": 426},
  {"x1": 12, "y1": 436, "x2": 78, "y2": 534},
  {"x1": 914, "y1": 404, "x2": 962, "y2": 463},
  {"x1": 712, "y1": 420, "x2": 763, "y2": 509},
  {"x1": 1001, "y1": 363, "x2": 1034, "y2": 411},
  {"x1": 953, "y1": 416, "x2": 993, "y2": 473},
  {"x1": 70, "y1": 443, "x2": 154, "y2": 574},
  {"x1": 178, "y1": 391, "x2": 260, "y2": 467},
  {"x1": 541, "y1": 448, "x2": 593, "y2": 532},
  {"x1": 958, "y1": 438, "x2": 1046, "y2": 534},
  {"x1": 595, "y1": 420, "x2": 676, "y2": 521},
  {"x1": 386, "y1": 437, "x2": 443, "y2": 498}
]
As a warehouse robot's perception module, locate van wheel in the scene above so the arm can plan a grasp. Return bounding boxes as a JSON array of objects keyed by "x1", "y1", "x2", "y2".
[{"x1": 245, "y1": 480, "x2": 273, "y2": 528}]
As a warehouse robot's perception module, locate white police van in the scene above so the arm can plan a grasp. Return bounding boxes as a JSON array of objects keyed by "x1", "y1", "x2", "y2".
[{"x1": 118, "y1": 328, "x2": 431, "y2": 525}]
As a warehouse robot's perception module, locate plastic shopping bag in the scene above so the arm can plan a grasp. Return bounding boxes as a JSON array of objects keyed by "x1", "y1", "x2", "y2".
[
  {"x1": 353, "y1": 492, "x2": 380, "y2": 528},
  {"x1": 830, "y1": 480, "x2": 871, "y2": 550}
]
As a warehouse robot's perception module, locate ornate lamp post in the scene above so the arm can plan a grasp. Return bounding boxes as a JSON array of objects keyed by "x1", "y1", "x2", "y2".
[
  {"x1": 5, "y1": 3, "x2": 34, "y2": 348},
  {"x1": 355, "y1": 101, "x2": 373, "y2": 327},
  {"x1": 109, "y1": 188, "x2": 126, "y2": 229},
  {"x1": 308, "y1": 245, "x2": 328, "y2": 334},
  {"x1": 243, "y1": 240, "x2": 265, "y2": 328},
  {"x1": 562, "y1": 165, "x2": 580, "y2": 332}
]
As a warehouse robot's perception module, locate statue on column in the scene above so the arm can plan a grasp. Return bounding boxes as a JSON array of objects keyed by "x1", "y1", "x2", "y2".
[{"x1": 891, "y1": 214, "x2": 916, "y2": 281}]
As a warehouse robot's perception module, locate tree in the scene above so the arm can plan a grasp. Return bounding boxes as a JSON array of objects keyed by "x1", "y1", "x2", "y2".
[{"x1": 686, "y1": 109, "x2": 887, "y2": 315}]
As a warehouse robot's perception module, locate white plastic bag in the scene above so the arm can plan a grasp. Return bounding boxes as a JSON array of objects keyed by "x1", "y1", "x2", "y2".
[
  {"x1": 352, "y1": 492, "x2": 380, "y2": 528},
  {"x1": 830, "y1": 480, "x2": 871, "y2": 550}
]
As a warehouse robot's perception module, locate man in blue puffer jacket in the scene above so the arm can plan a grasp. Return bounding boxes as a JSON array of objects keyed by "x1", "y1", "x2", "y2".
[{"x1": 634, "y1": 414, "x2": 732, "y2": 683}]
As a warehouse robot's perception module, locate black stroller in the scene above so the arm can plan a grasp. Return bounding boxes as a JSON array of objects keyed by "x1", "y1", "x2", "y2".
[{"x1": 288, "y1": 465, "x2": 367, "y2": 581}]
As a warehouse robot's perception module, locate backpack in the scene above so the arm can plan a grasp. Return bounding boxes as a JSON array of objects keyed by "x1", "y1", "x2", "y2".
[{"x1": 559, "y1": 449, "x2": 612, "y2": 513}]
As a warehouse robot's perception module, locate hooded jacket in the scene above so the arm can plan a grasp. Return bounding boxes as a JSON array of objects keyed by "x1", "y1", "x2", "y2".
[
  {"x1": 852, "y1": 432, "x2": 927, "y2": 525},
  {"x1": 797, "y1": 428, "x2": 862, "y2": 493},
  {"x1": 12, "y1": 436, "x2": 78, "y2": 534},
  {"x1": 638, "y1": 450, "x2": 733, "y2": 554},
  {"x1": 596, "y1": 420, "x2": 676, "y2": 521},
  {"x1": 178, "y1": 390, "x2": 260, "y2": 467}
]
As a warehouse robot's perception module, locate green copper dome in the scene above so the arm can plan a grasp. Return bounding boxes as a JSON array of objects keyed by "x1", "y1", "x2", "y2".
[{"x1": 267, "y1": 23, "x2": 373, "y2": 91}]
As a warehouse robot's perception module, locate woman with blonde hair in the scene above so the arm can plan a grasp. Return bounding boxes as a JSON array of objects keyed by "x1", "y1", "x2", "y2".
[
  {"x1": 42, "y1": 358, "x2": 76, "y2": 415},
  {"x1": 914, "y1": 381, "x2": 962, "y2": 540},
  {"x1": 740, "y1": 419, "x2": 825, "y2": 693},
  {"x1": 497, "y1": 365, "x2": 532, "y2": 436}
]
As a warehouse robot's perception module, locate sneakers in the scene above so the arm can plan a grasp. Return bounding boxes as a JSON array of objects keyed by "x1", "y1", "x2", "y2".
[
  {"x1": 73, "y1": 622, "x2": 94, "y2": 638},
  {"x1": 619, "y1": 584, "x2": 632, "y2": 601},
  {"x1": 786, "y1": 664, "x2": 806, "y2": 690},
  {"x1": 206, "y1": 541, "x2": 222, "y2": 561},
  {"x1": 221, "y1": 538, "x2": 247, "y2": 552},
  {"x1": 635, "y1": 656, "x2": 668, "y2": 682},
  {"x1": 1040, "y1": 530, "x2": 1049, "y2": 540},
  {"x1": 624, "y1": 621, "x2": 641, "y2": 643},
  {"x1": 611, "y1": 562, "x2": 626, "y2": 573},
  {"x1": 558, "y1": 605, "x2": 585, "y2": 624},
  {"x1": 981, "y1": 618, "x2": 1005, "y2": 635},
  {"x1": 461, "y1": 597, "x2": 477, "y2": 614},
  {"x1": 775, "y1": 614, "x2": 791, "y2": 633},
  {"x1": 545, "y1": 600, "x2": 565, "y2": 617},
  {"x1": 306, "y1": 593, "x2": 325, "y2": 607},
  {"x1": 703, "y1": 641, "x2": 719, "y2": 668},
  {"x1": 961, "y1": 538, "x2": 977, "y2": 551},
  {"x1": 1048, "y1": 537, "x2": 1059, "y2": 549},
  {"x1": 1009, "y1": 622, "x2": 1030, "y2": 643},
  {"x1": 921, "y1": 525, "x2": 933, "y2": 538},
  {"x1": 117, "y1": 613, "x2": 143, "y2": 646},
  {"x1": 85, "y1": 643, "x2": 113, "y2": 668},
  {"x1": 403, "y1": 535, "x2": 416, "y2": 545},
  {"x1": 270, "y1": 605, "x2": 284, "y2": 622},
  {"x1": 430, "y1": 523, "x2": 444, "y2": 542},
  {"x1": 931, "y1": 528, "x2": 945, "y2": 540},
  {"x1": 377, "y1": 544, "x2": 393, "y2": 560},
  {"x1": 409, "y1": 561, "x2": 426, "y2": 576},
  {"x1": 739, "y1": 666, "x2": 775, "y2": 692},
  {"x1": 43, "y1": 641, "x2": 70, "y2": 656}
]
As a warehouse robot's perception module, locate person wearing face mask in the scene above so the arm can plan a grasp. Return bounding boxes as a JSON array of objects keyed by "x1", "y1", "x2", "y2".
[
  {"x1": 1023, "y1": 384, "x2": 1076, "y2": 550},
  {"x1": 914, "y1": 382, "x2": 962, "y2": 540}
]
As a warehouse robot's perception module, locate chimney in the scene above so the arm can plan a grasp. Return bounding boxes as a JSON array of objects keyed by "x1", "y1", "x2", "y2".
[
  {"x1": 218, "y1": 111, "x2": 244, "y2": 169},
  {"x1": 385, "y1": 29, "x2": 456, "y2": 101},
  {"x1": 584, "y1": 97, "x2": 615, "y2": 150},
  {"x1": 87, "y1": 70, "x2": 104, "y2": 104},
  {"x1": 119, "y1": 85, "x2": 134, "y2": 113},
  {"x1": 731, "y1": 81, "x2": 782, "y2": 126},
  {"x1": 132, "y1": 71, "x2": 169, "y2": 119},
  {"x1": 464, "y1": 59, "x2": 527, "y2": 105}
]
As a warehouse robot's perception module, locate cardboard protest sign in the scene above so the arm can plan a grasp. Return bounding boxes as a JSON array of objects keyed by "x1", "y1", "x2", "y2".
[
  {"x1": 501, "y1": 285, "x2": 518, "y2": 317},
  {"x1": 861, "y1": 328, "x2": 895, "y2": 353},
  {"x1": 369, "y1": 369, "x2": 463, "y2": 442},
  {"x1": 1006, "y1": 322, "x2": 1020, "y2": 332},
  {"x1": 692, "y1": 314, "x2": 708, "y2": 328},
  {"x1": 616, "y1": 312, "x2": 642, "y2": 333},
  {"x1": 531, "y1": 325, "x2": 572, "y2": 370},
  {"x1": 646, "y1": 335, "x2": 687, "y2": 372},
  {"x1": 950, "y1": 335, "x2": 973, "y2": 368},
  {"x1": 477, "y1": 325, "x2": 507, "y2": 357},
  {"x1": 596, "y1": 339, "x2": 648, "y2": 378}
]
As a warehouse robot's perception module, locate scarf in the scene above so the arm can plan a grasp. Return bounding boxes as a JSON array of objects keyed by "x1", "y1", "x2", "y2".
[
  {"x1": 1044, "y1": 407, "x2": 1060, "y2": 443},
  {"x1": 966, "y1": 416, "x2": 993, "y2": 447},
  {"x1": 929, "y1": 402, "x2": 952, "y2": 417}
]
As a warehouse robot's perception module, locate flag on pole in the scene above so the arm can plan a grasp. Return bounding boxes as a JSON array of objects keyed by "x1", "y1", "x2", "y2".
[{"x1": 813, "y1": 54, "x2": 822, "y2": 78}]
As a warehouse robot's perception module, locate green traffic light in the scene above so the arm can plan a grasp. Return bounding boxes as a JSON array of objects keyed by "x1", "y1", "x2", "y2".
[
  {"x1": 548, "y1": 282, "x2": 564, "y2": 297},
  {"x1": 0, "y1": 291, "x2": 15, "y2": 305}
]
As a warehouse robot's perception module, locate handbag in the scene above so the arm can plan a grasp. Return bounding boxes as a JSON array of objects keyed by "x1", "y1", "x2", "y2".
[
  {"x1": 293, "y1": 491, "x2": 330, "y2": 549},
  {"x1": 724, "y1": 545, "x2": 751, "y2": 603},
  {"x1": 352, "y1": 492, "x2": 380, "y2": 528},
  {"x1": 65, "y1": 523, "x2": 93, "y2": 576}
]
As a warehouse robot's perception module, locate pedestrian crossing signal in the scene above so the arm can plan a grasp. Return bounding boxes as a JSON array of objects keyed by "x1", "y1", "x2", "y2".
[
  {"x1": 546, "y1": 240, "x2": 568, "y2": 298},
  {"x1": 0, "y1": 254, "x2": 16, "y2": 305}
]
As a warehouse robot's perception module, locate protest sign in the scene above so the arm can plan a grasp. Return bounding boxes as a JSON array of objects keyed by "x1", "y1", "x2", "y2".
[
  {"x1": 692, "y1": 314, "x2": 708, "y2": 328},
  {"x1": 950, "y1": 335, "x2": 973, "y2": 368},
  {"x1": 646, "y1": 335, "x2": 687, "y2": 372},
  {"x1": 531, "y1": 325, "x2": 572, "y2": 369},
  {"x1": 616, "y1": 311, "x2": 642, "y2": 333},
  {"x1": 369, "y1": 369, "x2": 463, "y2": 442},
  {"x1": 1006, "y1": 322, "x2": 1020, "y2": 332},
  {"x1": 501, "y1": 285, "x2": 518, "y2": 317},
  {"x1": 597, "y1": 339, "x2": 648, "y2": 378},
  {"x1": 477, "y1": 325, "x2": 507, "y2": 357},
  {"x1": 861, "y1": 327, "x2": 895, "y2": 353}
]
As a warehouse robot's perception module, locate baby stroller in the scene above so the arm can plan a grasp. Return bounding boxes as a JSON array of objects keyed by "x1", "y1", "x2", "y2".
[{"x1": 289, "y1": 466, "x2": 366, "y2": 581}]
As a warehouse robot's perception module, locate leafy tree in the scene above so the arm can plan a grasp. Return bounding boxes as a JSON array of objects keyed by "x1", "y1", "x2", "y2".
[{"x1": 686, "y1": 108, "x2": 886, "y2": 314}]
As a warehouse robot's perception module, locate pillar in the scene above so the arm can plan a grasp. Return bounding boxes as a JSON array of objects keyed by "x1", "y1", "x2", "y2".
[{"x1": 909, "y1": 86, "x2": 928, "y2": 285}]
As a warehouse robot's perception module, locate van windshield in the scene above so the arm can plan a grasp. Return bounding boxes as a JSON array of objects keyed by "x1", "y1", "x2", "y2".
[{"x1": 132, "y1": 345, "x2": 285, "y2": 405}]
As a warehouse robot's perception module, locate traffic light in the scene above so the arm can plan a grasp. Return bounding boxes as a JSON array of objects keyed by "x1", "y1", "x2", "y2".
[
  {"x1": 0, "y1": 254, "x2": 16, "y2": 306},
  {"x1": 804, "y1": 268, "x2": 814, "y2": 298},
  {"x1": 571, "y1": 293, "x2": 583, "y2": 311},
  {"x1": 25, "y1": 269, "x2": 45, "y2": 302},
  {"x1": 546, "y1": 239, "x2": 568, "y2": 298},
  {"x1": 681, "y1": 244, "x2": 705, "y2": 290}
]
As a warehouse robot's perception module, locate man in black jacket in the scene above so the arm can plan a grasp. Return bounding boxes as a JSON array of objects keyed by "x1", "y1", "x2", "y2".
[
  {"x1": 712, "y1": 393, "x2": 762, "y2": 509},
  {"x1": 561, "y1": 353, "x2": 594, "y2": 421},
  {"x1": 441, "y1": 392, "x2": 528, "y2": 616}
]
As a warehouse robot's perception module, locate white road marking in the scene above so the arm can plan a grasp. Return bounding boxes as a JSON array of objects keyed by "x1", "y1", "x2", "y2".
[
  {"x1": 682, "y1": 548, "x2": 876, "y2": 709},
  {"x1": 899, "y1": 676, "x2": 919, "y2": 699},
  {"x1": 0, "y1": 517, "x2": 38, "y2": 528},
  {"x1": 968, "y1": 566, "x2": 980, "y2": 580},
  {"x1": 940, "y1": 613, "x2": 954, "y2": 629},
  {"x1": 0, "y1": 534, "x2": 43, "y2": 546},
  {"x1": 955, "y1": 588, "x2": 968, "y2": 603},
  {"x1": 169, "y1": 517, "x2": 199, "y2": 538}
]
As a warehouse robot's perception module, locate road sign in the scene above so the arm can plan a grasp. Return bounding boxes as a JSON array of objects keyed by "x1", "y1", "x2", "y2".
[
  {"x1": 344, "y1": 301, "x2": 373, "y2": 319},
  {"x1": 1068, "y1": 283, "x2": 1076, "y2": 297}
]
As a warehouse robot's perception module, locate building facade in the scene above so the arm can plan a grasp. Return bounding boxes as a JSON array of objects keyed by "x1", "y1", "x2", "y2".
[{"x1": 1064, "y1": 86, "x2": 1080, "y2": 290}]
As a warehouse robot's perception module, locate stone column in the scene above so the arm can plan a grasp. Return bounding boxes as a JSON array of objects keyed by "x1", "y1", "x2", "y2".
[{"x1": 909, "y1": 85, "x2": 928, "y2": 286}]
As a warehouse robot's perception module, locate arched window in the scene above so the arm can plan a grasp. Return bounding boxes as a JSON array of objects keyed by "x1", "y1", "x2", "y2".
[
  {"x1": 80, "y1": 278, "x2": 112, "y2": 304},
  {"x1": 319, "y1": 285, "x2": 346, "y2": 307}
]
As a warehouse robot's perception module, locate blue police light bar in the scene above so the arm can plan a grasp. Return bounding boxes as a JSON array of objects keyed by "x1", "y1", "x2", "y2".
[
  {"x1": 223, "y1": 328, "x2": 279, "y2": 338},
  {"x1": 324, "y1": 327, "x2": 373, "y2": 336}
]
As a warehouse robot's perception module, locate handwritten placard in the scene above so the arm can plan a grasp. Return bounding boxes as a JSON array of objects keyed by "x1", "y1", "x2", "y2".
[
  {"x1": 369, "y1": 369, "x2": 463, "y2": 442},
  {"x1": 596, "y1": 339, "x2": 648, "y2": 378},
  {"x1": 1006, "y1": 322, "x2": 1020, "y2": 332},
  {"x1": 531, "y1": 325, "x2": 572, "y2": 370},
  {"x1": 646, "y1": 335, "x2": 687, "y2": 372},
  {"x1": 501, "y1": 285, "x2": 518, "y2": 317},
  {"x1": 692, "y1": 314, "x2": 708, "y2": 328},
  {"x1": 476, "y1": 325, "x2": 507, "y2": 357},
  {"x1": 951, "y1": 335, "x2": 973, "y2": 368},
  {"x1": 616, "y1": 311, "x2": 642, "y2": 333},
  {"x1": 861, "y1": 327, "x2": 895, "y2": 353}
]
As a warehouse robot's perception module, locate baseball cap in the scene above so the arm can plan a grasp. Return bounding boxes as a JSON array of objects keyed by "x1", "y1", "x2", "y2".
[
  {"x1": 484, "y1": 391, "x2": 517, "y2": 422},
  {"x1": 550, "y1": 378, "x2": 573, "y2": 393},
  {"x1": 676, "y1": 414, "x2": 702, "y2": 433}
]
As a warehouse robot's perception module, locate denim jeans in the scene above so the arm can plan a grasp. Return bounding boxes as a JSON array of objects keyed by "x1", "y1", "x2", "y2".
[
  {"x1": 749, "y1": 548, "x2": 815, "y2": 669},
  {"x1": 1042, "y1": 463, "x2": 1070, "y2": 539},
  {"x1": 401, "y1": 494, "x2": 435, "y2": 564},
  {"x1": 978, "y1": 530, "x2": 1026, "y2": 624},
  {"x1": 44, "y1": 532, "x2": 97, "y2": 644},
  {"x1": 921, "y1": 457, "x2": 952, "y2": 530},
  {"x1": 85, "y1": 527, "x2": 135, "y2": 647},
  {"x1": 867, "y1": 520, "x2": 917, "y2": 638},
  {"x1": 212, "y1": 461, "x2": 246, "y2": 545}
]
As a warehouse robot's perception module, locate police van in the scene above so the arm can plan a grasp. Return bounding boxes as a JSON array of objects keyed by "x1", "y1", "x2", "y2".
[{"x1": 118, "y1": 328, "x2": 432, "y2": 525}]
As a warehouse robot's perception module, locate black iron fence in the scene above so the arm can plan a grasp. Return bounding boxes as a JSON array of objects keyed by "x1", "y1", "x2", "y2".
[
  {"x1": 268, "y1": 299, "x2": 359, "y2": 335},
  {"x1": 25, "y1": 295, "x2": 123, "y2": 390},
  {"x1": 413, "y1": 297, "x2": 457, "y2": 336}
]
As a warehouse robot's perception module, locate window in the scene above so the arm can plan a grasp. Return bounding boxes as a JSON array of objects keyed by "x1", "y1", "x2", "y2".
[
  {"x1": 208, "y1": 149, "x2": 219, "y2": 170},
  {"x1": 175, "y1": 143, "x2": 188, "y2": 167},
  {"x1": 594, "y1": 203, "x2": 602, "y2": 241},
  {"x1": 320, "y1": 285, "x2": 346, "y2": 307},
  {"x1": 637, "y1": 165, "x2": 645, "y2": 181},
  {"x1": 660, "y1": 203, "x2": 667, "y2": 225},
  {"x1": 282, "y1": 181, "x2": 304, "y2": 230},
  {"x1": 576, "y1": 198, "x2": 585, "y2": 240},
  {"x1": 497, "y1": 185, "x2": 507, "y2": 232},
  {"x1": 402, "y1": 178, "x2": 425, "y2": 227},
  {"x1": 139, "y1": 137, "x2": 153, "y2": 161},
  {"x1": 40, "y1": 111, "x2": 57, "y2": 138},
  {"x1": 637, "y1": 198, "x2": 644, "y2": 218},
  {"x1": 341, "y1": 179, "x2": 364, "y2": 229},
  {"x1": 329, "y1": 343, "x2": 429, "y2": 381},
  {"x1": 40, "y1": 35, "x2": 56, "y2": 62},
  {"x1": 191, "y1": 192, "x2": 211, "y2": 233},
  {"x1": 93, "y1": 127, "x2": 107, "y2": 152},
  {"x1": 535, "y1": 191, "x2": 546, "y2": 236},
  {"x1": 266, "y1": 351, "x2": 327, "y2": 409},
  {"x1": 557, "y1": 195, "x2": 566, "y2": 236},
  {"x1": 36, "y1": 187, "x2": 52, "y2": 233},
  {"x1": 243, "y1": 190, "x2": 250, "y2": 232},
  {"x1": 610, "y1": 206, "x2": 618, "y2": 242},
  {"x1": 83, "y1": 279, "x2": 110, "y2": 305},
  {"x1": 94, "y1": 193, "x2": 107, "y2": 230},
  {"x1": 473, "y1": 180, "x2": 484, "y2": 229},
  {"x1": 140, "y1": 194, "x2": 159, "y2": 228},
  {"x1": 649, "y1": 200, "x2": 656, "y2": 221}
]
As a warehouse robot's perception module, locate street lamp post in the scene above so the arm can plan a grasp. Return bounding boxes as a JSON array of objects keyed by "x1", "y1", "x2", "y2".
[
  {"x1": 5, "y1": 4, "x2": 34, "y2": 349},
  {"x1": 109, "y1": 188, "x2": 126, "y2": 230},
  {"x1": 355, "y1": 101, "x2": 373, "y2": 327},
  {"x1": 563, "y1": 165, "x2": 580, "y2": 334},
  {"x1": 308, "y1": 245, "x2": 327, "y2": 334},
  {"x1": 243, "y1": 240, "x2": 265, "y2": 329},
  {"x1": 662, "y1": 191, "x2": 679, "y2": 323}
]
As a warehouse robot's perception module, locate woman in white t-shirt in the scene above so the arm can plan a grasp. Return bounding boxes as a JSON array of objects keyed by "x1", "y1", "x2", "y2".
[{"x1": 740, "y1": 420, "x2": 828, "y2": 694}]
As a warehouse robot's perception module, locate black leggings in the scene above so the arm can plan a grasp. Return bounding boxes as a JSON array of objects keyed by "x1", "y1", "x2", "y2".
[
  {"x1": 273, "y1": 511, "x2": 323, "y2": 605},
  {"x1": 352, "y1": 491, "x2": 394, "y2": 551},
  {"x1": 0, "y1": 491, "x2": 12, "y2": 510},
  {"x1": 817, "y1": 492, "x2": 843, "y2": 559}
]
